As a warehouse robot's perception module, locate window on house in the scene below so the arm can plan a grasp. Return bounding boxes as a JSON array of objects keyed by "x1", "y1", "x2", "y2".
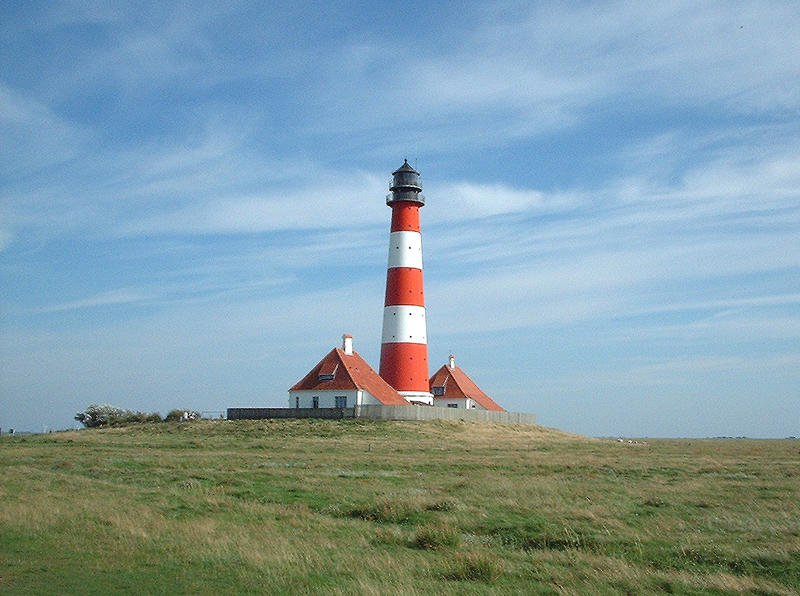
[
  {"x1": 295, "y1": 396, "x2": 300, "y2": 409},
  {"x1": 447, "y1": 403, "x2": 458, "y2": 408},
  {"x1": 335, "y1": 395, "x2": 347, "y2": 408},
  {"x1": 312, "y1": 396, "x2": 319, "y2": 409},
  {"x1": 318, "y1": 363, "x2": 338, "y2": 381},
  {"x1": 432, "y1": 386, "x2": 445, "y2": 396}
]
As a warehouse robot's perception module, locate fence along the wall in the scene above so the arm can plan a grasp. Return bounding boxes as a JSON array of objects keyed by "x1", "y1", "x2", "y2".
[{"x1": 226, "y1": 406, "x2": 536, "y2": 425}]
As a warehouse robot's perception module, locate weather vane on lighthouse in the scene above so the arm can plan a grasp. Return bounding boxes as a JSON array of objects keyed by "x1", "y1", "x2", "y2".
[{"x1": 378, "y1": 159, "x2": 433, "y2": 405}]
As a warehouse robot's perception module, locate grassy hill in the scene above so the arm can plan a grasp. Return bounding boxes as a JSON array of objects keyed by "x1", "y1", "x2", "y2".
[{"x1": 1, "y1": 420, "x2": 798, "y2": 594}]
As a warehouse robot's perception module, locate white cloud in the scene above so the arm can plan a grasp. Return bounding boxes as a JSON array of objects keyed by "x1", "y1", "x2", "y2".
[
  {"x1": 302, "y1": 2, "x2": 800, "y2": 145},
  {"x1": 586, "y1": 352, "x2": 800, "y2": 387},
  {"x1": 0, "y1": 84, "x2": 89, "y2": 175},
  {"x1": 120, "y1": 171, "x2": 388, "y2": 235},
  {"x1": 510, "y1": 2, "x2": 800, "y2": 112},
  {"x1": 428, "y1": 183, "x2": 547, "y2": 218},
  {"x1": 629, "y1": 293, "x2": 800, "y2": 318},
  {"x1": 41, "y1": 289, "x2": 153, "y2": 312}
]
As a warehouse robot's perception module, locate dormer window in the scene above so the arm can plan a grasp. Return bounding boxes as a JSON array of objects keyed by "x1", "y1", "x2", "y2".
[{"x1": 318, "y1": 362, "x2": 338, "y2": 382}]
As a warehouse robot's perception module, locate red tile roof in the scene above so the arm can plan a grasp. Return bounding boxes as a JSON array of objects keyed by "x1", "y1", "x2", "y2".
[
  {"x1": 429, "y1": 364, "x2": 505, "y2": 411},
  {"x1": 289, "y1": 348, "x2": 410, "y2": 406}
]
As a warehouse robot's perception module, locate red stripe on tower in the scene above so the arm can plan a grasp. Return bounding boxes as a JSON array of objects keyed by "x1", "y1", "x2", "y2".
[{"x1": 379, "y1": 160, "x2": 433, "y2": 404}]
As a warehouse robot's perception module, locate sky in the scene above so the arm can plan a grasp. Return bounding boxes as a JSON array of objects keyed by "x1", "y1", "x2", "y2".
[{"x1": 1, "y1": 1, "x2": 799, "y2": 437}]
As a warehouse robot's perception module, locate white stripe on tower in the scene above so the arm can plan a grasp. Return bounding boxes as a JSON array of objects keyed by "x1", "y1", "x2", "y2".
[
  {"x1": 381, "y1": 306, "x2": 427, "y2": 343},
  {"x1": 387, "y1": 231, "x2": 423, "y2": 269}
]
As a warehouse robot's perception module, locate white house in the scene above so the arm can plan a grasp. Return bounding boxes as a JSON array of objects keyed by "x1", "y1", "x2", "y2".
[
  {"x1": 288, "y1": 335, "x2": 411, "y2": 409},
  {"x1": 428, "y1": 355, "x2": 505, "y2": 411}
]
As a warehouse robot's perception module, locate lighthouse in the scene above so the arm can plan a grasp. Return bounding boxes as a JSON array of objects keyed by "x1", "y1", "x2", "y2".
[{"x1": 379, "y1": 160, "x2": 433, "y2": 404}]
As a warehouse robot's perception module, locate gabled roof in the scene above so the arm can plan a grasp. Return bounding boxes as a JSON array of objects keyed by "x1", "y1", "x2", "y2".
[
  {"x1": 289, "y1": 348, "x2": 410, "y2": 406},
  {"x1": 429, "y1": 364, "x2": 505, "y2": 411}
]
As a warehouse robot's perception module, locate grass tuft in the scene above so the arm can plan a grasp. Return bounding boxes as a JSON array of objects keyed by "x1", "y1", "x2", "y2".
[
  {"x1": 411, "y1": 523, "x2": 461, "y2": 550},
  {"x1": 425, "y1": 498, "x2": 460, "y2": 512},
  {"x1": 439, "y1": 551, "x2": 502, "y2": 582},
  {"x1": 342, "y1": 498, "x2": 426, "y2": 525},
  {"x1": 643, "y1": 496, "x2": 667, "y2": 508},
  {"x1": 475, "y1": 518, "x2": 598, "y2": 552}
]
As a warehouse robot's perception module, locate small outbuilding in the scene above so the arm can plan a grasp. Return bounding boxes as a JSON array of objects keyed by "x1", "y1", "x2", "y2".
[
  {"x1": 429, "y1": 355, "x2": 505, "y2": 411},
  {"x1": 288, "y1": 335, "x2": 411, "y2": 409}
]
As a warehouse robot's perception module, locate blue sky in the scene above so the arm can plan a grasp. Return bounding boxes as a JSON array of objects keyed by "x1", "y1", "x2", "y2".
[{"x1": 1, "y1": 1, "x2": 798, "y2": 437}]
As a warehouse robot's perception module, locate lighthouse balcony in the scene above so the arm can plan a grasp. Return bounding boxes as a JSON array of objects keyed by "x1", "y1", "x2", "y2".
[{"x1": 386, "y1": 191, "x2": 425, "y2": 205}]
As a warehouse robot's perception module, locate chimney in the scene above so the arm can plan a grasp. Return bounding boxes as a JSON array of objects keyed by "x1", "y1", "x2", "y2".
[
  {"x1": 342, "y1": 334, "x2": 353, "y2": 356},
  {"x1": 449, "y1": 354, "x2": 455, "y2": 369}
]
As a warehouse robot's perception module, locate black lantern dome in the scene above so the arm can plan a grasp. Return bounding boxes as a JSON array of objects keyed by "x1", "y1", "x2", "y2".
[{"x1": 387, "y1": 159, "x2": 425, "y2": 205}]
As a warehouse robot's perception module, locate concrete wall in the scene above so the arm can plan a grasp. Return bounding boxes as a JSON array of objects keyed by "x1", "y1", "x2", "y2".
[
  {"x1": 354, "y1": 405, "x2": 536, "y2": 424},
  {"x1": 227, "y1": 405, "x2": 536, "y2": 425},
  {"x1": 228, "y1": 407, "x2": 350, "y2": 420}
]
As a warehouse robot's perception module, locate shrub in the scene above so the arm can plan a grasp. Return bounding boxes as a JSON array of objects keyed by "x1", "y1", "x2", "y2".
[
  {"x1": 75, "y1": 404, "x2": 131, "y2": 428},
  {"x1": 75, "y1": 404, "x2": 161, "y2": 428}
]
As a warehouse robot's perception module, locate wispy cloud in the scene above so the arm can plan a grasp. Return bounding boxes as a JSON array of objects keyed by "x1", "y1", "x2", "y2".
[
  {"x1": 41, "y1": 289, "x2": 153, "y2": 312},
  {"x1": 0, "y1": 84, "x2": 90, "y2": 176}
]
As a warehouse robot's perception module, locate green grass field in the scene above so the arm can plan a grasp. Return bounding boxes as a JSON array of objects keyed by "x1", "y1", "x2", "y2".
[{"x1": 1, "y1": 420, "x2": 798, "y2": 594}]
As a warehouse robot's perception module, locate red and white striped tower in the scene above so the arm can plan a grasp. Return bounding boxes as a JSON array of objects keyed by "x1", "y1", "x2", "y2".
[{"x1": 379, "y1": 160, "x2": 433, "y2": 405}]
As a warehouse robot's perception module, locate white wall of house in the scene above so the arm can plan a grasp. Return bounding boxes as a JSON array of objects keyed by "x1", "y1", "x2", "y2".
[
  {"x1": 432, "y1": 397, "x2": 482, "y2": 409},
  {"x1": 288, "y1": 390, "x2": 388, "y2": 408}
]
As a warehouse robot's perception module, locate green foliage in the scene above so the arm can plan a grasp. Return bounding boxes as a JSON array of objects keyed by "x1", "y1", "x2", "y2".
[
  {"x1": 75, "y1": 404, "x2": 209, "y2": 428},
  {"x1": 74, "y1": 404, "x2": 162, "y2": 428}
]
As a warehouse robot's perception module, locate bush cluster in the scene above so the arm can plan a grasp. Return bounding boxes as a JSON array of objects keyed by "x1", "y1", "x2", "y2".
[
  {"x1": 75, "y1": 404, "x2": 202, "y2": 428},
  {"x1": 74, "y1": 404, "x2": 161, "y2": 428}
]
